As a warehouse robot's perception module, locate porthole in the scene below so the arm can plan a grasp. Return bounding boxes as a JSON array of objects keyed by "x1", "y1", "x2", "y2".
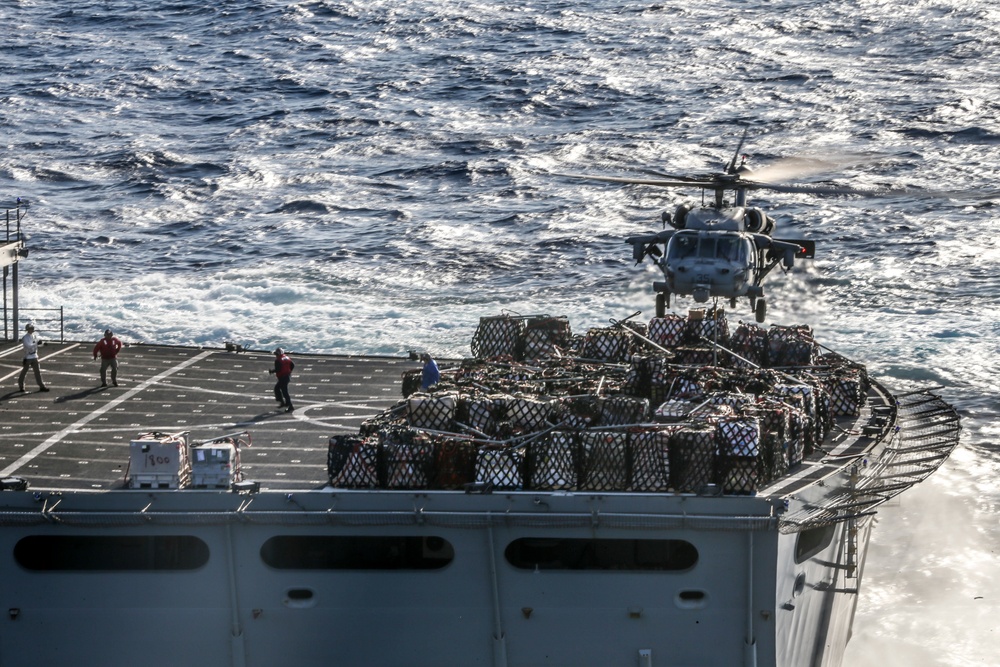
[
  {"x1": 793, "y1": 573, "x2": 807, "y2": 597},
  {"x1": 675, "y1": 589, "x2": 708, "y2": 609},
  {"x1": 284, "y1": 588, "x2": 316, "y2": 608}
]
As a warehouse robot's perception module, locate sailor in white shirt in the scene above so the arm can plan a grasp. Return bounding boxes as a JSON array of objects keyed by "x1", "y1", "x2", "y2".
[{"x1": 17, "y1": 323, "x2": 48, "y2": 392}]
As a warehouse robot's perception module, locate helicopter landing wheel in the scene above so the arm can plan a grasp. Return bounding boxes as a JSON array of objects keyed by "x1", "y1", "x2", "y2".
[
  {"x1": 655, "y1": 292, "x2": 666, "y2": 318},
  {"x1": 730, "y1": 297, "x2": 737, "y2": 309},
  {"x1": 754, "y1": 299, "x2": 767, "y2": 323}
]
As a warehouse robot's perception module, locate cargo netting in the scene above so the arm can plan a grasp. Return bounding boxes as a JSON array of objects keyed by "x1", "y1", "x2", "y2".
[{"x1": 335, "y1": 310, "x2": 875, "y2": 495}]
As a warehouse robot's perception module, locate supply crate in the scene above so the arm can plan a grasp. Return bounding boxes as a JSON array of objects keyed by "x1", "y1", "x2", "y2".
[{"x1": 128, "y1": 431, "x2": 191, "y2": 489}]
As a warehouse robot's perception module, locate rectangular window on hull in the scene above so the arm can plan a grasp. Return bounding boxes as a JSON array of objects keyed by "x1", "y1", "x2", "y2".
[
  {"x1": 505, "y1": 537, "x2": 698, "y2": 571},
  {"x1": 794, "y1": 524, "x2": 837, "y2": 563},
  {"x1": 14, "y1": 535, "x2": 209, "y2": 571},
  {"x1": 260, "y1": 535, "x2": 454, "y2": 570}
]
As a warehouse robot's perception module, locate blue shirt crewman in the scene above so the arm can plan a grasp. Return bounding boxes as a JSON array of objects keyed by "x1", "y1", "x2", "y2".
[{"x1": 420, "y1": 353, "x2": 439, "y2": 391}]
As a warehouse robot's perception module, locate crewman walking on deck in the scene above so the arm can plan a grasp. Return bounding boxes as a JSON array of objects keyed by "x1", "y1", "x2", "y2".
[
  {"x1": 269, "y1": 347, "x2": 295, "y2": 413},
  {"x1": 17, "y1": 323, "x2": 48, "y2": 392},
  {"x1": 93, "y1": 329, "x2": 123, "y2": 387},
  {"x1": 420, "y1": 352, "x2": 440, "y2": 391}
]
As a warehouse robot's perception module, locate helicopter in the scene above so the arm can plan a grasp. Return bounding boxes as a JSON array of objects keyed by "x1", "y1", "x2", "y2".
[{"x1": 561, "y1": 133, "x2": 891, "y2": 323}]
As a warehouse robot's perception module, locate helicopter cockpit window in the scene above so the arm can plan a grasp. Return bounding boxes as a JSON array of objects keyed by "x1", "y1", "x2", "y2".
[
  {"x1": 715, "y1": 237, "x2": 742, "y2": 262},
  {"x1": 697, "y1": 237, "x2": 716, "y2": 258},
  {"x1": 669, "y1": 234, "x2": 698, "y2": 260}
]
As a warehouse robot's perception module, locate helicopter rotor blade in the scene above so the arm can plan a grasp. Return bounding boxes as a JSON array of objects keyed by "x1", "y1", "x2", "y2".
[
  {"x1": 750, "y1": 180, "x2": 1000, "y2": 203},
  {"x1": 554, "y1": 172, "x2": 718, "y2": 189},
  {"x1": 640, "y1": 170, "x2": 708, "y2": 182},
  {"x1": 745, "y1": 153, "x2": 890, "y2": 184},
  {"x1": 726, "y1": 128, "x2": 749, "y2": 175},
  {"x1": 555, "y1": 171, "x2": 917, "y2": 198},
  {"x1": 741, "y1": 180, "x2": 908, "y2": 197}
]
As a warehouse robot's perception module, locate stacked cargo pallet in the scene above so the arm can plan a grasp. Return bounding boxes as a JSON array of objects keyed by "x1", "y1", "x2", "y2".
[{"x1": 329, "y1": 311, "x2": 869, "y2": 495}]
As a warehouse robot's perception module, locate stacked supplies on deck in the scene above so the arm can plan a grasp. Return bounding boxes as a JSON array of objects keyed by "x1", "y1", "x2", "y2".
[
  {"x1": 471, "y1": 315, "x2": 525, "y2": 359},
  {"x1": 770, "y1": 382, "x2": 835, "y2": 460},
  {"x1": 623, "y1": 354, "x2": 673, "y2": 401},
  {"x1": 686, "y1": 401, "x2": 736, "y2": 424},
  {"x1": 401, "y1": 368, "x2": 423, "y2": 398},
  {"x1": 328, "y1": 434, "x2": 382, "y2": 489},
  {"x1": 522, "y1": 316, "x2": 572, "y2": 360},
  {"x1": 433, "y1": 437, "x2": 477, "y2": 490},
  {"x1": 654, "y1": 398, "x2": 695, "y2": 422},
  {"x1": 818, "y1": 356, "x2": 869, "y2": 417},
  {"x1": 648, "y1": 314, "x2": 686, "y2": 348},
  {"x1": 767, "y1": 324, "x2": 818, "y2": 366},
  {"x1": 475, "y1": 445, "x2": 526, "y2": 490},
  {"x1": 705, "y1": 391, "x2": 755, "y2": 414},
  {"x1": 715, "y1": 417, "x2": 762, "y2": 495},
  {"x1": 674, "y1": 345, "x2": 718, "y2": 366},
  {"x1": 669, "y1": 424, "x2": 717, "y2": 493},
  {"x1": 685, "y1": 307, "x2": 730, "y2": 345},
  {"x1": 328, "y1": 312, "x2": 874, "y2": 496},
  {"x1": 551, "y1": 395, "x2": 601, "y2": 429},
  {"x1": 583, "y1": 327, "x2": 633, "y2": 362},
  {"x1": 655, "y1": 397, "x2": 738, "y2": 425},
  {"x1": 661, "y1": 372, "x2": 705, "y2": 401},
  {"x1": 630, "y1": 427, "x2": 679, "y2": 492},
  {"x1": 406, "y1": 392, "x2": 458, "y2": 431},
  {"x1": 527, "y1": 431, "x2": 578, "y2": 491},
  {"x1": 381, "y1": 427, "x2": 435, "y2": 489},
  {"x1": 743, "y1": 403, "x2": 792, "y2": 480},
  {"x1": 580, "y1": 431, "x2": 629, "y2": 491},
  {"x1": 786, "y1": 410, "x2": 808, "y2": 466},
  {"x1": 456, "y1": 394, "x2": 503, "y2": 437},
  {"x1": 826, "y1": 372, "x2": 865, "y2": 416},
  {"x1": 503, "y1": 395, "x2": 554, "y2": 433},
  {"x1": 727, "y1": 322, "x2": 768, "y2": 368},
  {"x1": 598, "y1": 395, "x2": 650, "y2": 426}
]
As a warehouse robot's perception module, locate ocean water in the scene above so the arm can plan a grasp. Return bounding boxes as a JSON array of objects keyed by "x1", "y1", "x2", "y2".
[{"x1": 1, "y1": 0, "x2": 997, "y2": 663}]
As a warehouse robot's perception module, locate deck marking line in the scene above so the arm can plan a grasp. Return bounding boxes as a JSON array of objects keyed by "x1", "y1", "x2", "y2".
[
  {"x1": 0, "y1": 343, "x2": 82, "y2": 383},
  {"x1": 0, "y1": 349, "x2": 214, "y2": 477}
]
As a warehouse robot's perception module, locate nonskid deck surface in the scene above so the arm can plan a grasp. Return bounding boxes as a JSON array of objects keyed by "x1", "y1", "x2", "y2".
[{"x1": 0, "y1": 342, "x2": 419, "y2": 491}]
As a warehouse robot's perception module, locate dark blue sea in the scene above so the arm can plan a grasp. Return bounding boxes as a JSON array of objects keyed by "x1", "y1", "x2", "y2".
[{"x1": 1, "y1": 1, "x2": 997, "y2": 663}]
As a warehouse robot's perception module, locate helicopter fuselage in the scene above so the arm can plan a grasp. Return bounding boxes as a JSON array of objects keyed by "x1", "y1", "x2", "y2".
[
  {"x1": 658, "y1": 205, "x2": 763, "y2": 302},
  {"x1": 660, "y1": 227, "x2": 760, "y2": 303},
  {"x1": 626, "y1": 202, "x2": 812, "y2": 321}
]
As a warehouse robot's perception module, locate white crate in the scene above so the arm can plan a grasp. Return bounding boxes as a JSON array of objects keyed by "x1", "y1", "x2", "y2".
[
  {"x1": 128, "y1": 432, "x2": 191, "y2": 489},
  {"x1": 191, "y1": 443, "x2": 238, "y2": 488}
]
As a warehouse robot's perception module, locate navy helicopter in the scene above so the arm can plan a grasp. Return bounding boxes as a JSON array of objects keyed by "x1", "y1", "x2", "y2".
[{"x1": 562, "y1": 133, "x2": 887, "y2": 322}]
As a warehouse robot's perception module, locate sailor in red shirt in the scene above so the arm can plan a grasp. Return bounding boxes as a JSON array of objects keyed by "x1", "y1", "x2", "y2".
[
  {"x1": 93, "y1": 329, "x2": 123, "y2": 387},
  {"x1": 269, "y1": 347, "x2": 295, "y2": 412}
]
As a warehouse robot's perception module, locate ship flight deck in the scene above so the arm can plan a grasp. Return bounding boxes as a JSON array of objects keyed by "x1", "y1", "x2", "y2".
[{"x1": 0, "y1": 342, "x2": 419, "y2": 492}]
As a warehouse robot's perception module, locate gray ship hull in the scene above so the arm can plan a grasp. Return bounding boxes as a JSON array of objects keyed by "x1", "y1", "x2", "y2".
[{"x1": 0, "y1": 486, "x2": 858, "y2": 666}]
